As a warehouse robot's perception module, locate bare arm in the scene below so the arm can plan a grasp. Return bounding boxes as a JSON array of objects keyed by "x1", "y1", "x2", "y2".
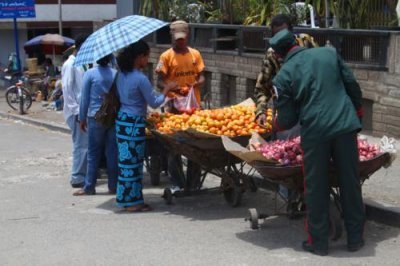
[
  {"x1": 195, "y1": 72, "x2": 205, "y2": 88},
  {"x1": 156, "y1": 73, "x2": 167, "y2": 91}
]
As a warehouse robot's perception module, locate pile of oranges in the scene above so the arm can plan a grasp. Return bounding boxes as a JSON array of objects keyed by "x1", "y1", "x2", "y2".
[{"x1": 148, "y1": 105, "x2": 273, "y2": 137}]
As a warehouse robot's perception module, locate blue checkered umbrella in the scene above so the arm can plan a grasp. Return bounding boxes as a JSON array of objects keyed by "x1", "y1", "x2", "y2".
[{"x1": 74, "y1": 15, "x2": 167, "y2": 66}]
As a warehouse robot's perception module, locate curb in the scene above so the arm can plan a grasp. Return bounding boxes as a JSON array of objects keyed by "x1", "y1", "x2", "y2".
[
  {"x1": 1, "y1": 110, "x2": 399, "y2": 228},
  {"x1": 0, "y1": 111, "x2": 70, "y2": 134}
]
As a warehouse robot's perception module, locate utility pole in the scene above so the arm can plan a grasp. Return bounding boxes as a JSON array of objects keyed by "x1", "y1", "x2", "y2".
[{"x1": 58, "y1": 0, "x2": 63, "y2": 35}]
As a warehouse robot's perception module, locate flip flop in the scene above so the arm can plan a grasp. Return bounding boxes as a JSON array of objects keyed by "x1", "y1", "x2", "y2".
[
  {"x1": 125, "y1": 203, "x2": 153, "y2": 212},
  {"x1": 73, "y1": 189, "x2": 96, "y2": 196}
]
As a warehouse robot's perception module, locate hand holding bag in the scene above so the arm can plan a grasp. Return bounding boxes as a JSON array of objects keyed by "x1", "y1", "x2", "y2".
[{"x1": 94, "y1": 72, "x2": 120, "y2": 128}]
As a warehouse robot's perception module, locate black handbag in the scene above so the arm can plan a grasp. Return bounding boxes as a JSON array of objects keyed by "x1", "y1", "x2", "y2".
[{"x1": 94, "y1": 72, "x2": 120, "y2": 128}]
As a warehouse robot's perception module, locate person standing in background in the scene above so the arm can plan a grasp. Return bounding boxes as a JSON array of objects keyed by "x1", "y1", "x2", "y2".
[
  {"x1": 254, "y1": 14, "x2": 317, "y2": 130},
  {"x1": 61, "y1": 35, "x2": 88, "y2": 188},
  {"x1": 115, "y1": 40, "x2": 177, "y2": 212},
  {"x1": 73, "y1": 54, "x2": 117, "y2": 196},
  {"x1": 156, "y1": 20, "x2": 205, "y2": 193}
]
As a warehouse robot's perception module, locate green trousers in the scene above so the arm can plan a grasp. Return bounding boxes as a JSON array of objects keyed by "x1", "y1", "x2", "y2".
[{"x1": 303, "y1": 131, "x2": 365, "y2": 250}]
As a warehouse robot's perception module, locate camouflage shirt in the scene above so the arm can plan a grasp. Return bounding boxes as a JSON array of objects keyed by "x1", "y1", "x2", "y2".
[{"x1": 254, "y1": 33, "x2": 318, "y2": 117}]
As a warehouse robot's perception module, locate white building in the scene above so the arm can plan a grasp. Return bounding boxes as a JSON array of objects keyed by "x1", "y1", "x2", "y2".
[{"x1": 0, "y1": 0, "x2": 117, "y2": 69}]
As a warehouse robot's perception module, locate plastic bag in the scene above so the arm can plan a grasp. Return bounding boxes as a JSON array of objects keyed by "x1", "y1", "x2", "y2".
[
  {"x1": 380, "y1": 135, "x2": 397, "y2": 168},
  {"x1": 172, "y1": 86, "x2": 199, "y2": 114}
]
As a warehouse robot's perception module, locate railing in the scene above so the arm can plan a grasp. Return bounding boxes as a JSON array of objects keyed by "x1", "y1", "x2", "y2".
[
  {"x1": 145, "y1": 23, "x2": 392, "y2": 71},
  {"x1": 296, "y1": 28, "x2": 390, "y2": 70}
]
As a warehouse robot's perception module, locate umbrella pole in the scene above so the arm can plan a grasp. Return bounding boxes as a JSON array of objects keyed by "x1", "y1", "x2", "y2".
[{"x1": 52, "y1": 45, "x2": 56, "y2": 63}]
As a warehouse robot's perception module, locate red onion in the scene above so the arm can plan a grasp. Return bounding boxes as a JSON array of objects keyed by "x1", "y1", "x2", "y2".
[{"x1": 255, "y1": 137, "x2": 381, "y2": 165}]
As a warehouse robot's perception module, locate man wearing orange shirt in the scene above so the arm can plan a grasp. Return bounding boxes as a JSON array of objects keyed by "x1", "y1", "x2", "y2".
[{"x1": 156, "y1": 20, "x2": 205, "y2": 192}]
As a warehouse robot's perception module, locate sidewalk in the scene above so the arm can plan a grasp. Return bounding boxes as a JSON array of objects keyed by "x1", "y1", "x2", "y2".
[
  {"x1": 0, "y1": 97, "x2": 399, "y2": 227},
  {"x1": 0, "y1": 94, "x2": 69, "y2": 133}
]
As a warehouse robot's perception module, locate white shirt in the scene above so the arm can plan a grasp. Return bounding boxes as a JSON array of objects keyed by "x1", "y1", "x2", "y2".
[{"x1": 61, "y1": 55, "x2": 85, "y2": 121}]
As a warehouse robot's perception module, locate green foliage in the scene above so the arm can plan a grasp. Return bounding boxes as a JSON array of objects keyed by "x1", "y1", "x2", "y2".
[
  {"x1": 335, "y1": 0, "x2": 370, "y2": 29},
  {"x1": 138, "y1": 0, "x2": 396, "y2": 29},
  {"x1": 139, "y1": 0, "x2": 170, "y2": 20},
  {"x1": 305, "y1": 0, "x2": 328, "y2": 27},
  {"x1": 243, "y1": 0, "x2": 298, "y2": 26}
]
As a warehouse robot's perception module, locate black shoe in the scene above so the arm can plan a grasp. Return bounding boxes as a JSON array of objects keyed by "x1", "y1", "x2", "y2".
[
  {"x1": 302, "y1": 241, "x2": 328, "y2": 256},
  {"x1": 71, "y1": 182, "x2": 84, "y2": 188},
  {"x1": 347, "y1": 240, "x2": 365, "y2": 252}
]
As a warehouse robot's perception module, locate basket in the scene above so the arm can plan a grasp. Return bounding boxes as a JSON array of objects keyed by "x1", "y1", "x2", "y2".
[
  {"x1": 26, "y1": 58, "x2": 38, "y2": 73},
  {"x1": 250, "y1": 152, "x2": 392, "y2": 189}
]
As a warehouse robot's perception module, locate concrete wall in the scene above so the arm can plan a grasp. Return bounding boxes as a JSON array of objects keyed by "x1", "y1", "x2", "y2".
[
  {"x1": 0, "y1": 29, "x2": 28, "y2": 69},
  {"x1": 148, "y1": 36, "x2": 400, "y2": 138},
  {"x1": 352, "y1": 33, "x2": 400, "y2": 138}
]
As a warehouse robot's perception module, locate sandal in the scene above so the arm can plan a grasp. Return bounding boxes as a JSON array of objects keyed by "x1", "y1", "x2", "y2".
[
  {"x1": 73, "y1": 189, "x2": 96, "y2": 196},
  {"x1": 125, "y1": 203, "x2": 153, "y2": 212}
]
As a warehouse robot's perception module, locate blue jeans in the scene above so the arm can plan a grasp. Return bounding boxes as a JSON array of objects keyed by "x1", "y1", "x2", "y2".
[
  {"x1": 66, "y1": 115, "x2": 88, "y2": 185},
  {"x1": 84, "y1": 117, "x2": 118, "y2": 193}
]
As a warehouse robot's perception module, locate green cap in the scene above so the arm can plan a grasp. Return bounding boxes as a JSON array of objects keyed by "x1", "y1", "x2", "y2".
[{"x1": 269, "y1": 29, "x2": 296, "y2": 56}]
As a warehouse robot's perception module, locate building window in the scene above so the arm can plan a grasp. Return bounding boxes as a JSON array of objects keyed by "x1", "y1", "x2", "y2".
[
  {"x1": 221, "y1": 74, "x2": 236, "y2": 106},
  {"x1": 202, "y1": 71, "x2": 212, "y2": 108},
  {"x1": 246, "y1": 78, "x2": 256, "y2": 100}
]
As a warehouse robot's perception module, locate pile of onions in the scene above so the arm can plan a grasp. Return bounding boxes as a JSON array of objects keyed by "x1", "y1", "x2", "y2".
[
  {"x1": 255, "y1": 137, "x2": 381, "y2": 166},
  {"x1": 358, "y1": 139, "x2": 380, "y2": 161},
  {"x1": 254, "y1": 137, "x2": 302, "y2": 166}
]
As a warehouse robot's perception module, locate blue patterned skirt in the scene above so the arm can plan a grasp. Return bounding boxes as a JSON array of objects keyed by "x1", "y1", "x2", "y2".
[{"x1": 115, "y1": 111, "x2": 146, "y2": 207}]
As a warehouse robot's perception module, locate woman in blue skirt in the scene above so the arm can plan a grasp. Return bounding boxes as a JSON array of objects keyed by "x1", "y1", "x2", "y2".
[{"x1": 115, "y1": 40, "x2": 177, "y2": 212}]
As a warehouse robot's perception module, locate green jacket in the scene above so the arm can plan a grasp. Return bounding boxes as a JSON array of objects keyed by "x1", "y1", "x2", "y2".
[{"x1": 273, "y1": 47, "x2": 362, "y2": 148}]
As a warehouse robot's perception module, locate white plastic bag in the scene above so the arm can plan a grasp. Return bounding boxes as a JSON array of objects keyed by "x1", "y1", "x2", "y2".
[
  {"x1": 172, "y1": 86, "x2": 199, "y2": 113},
  {"x1": 380, "y1": 135, "x2": 397, "y2": 168}
]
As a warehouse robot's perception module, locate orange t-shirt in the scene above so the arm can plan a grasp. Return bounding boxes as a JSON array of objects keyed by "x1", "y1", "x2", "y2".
[{"x1": 155, "y1": 47, "x2": 205, "y2": 103}]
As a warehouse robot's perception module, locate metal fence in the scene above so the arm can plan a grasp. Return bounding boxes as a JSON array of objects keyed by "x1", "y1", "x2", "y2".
[
  {"x1": 294, "y1": 28, "x2": 390, "y2": 70},
  {"x1": 147, "y1": 23, "x2": 391, "y2": 70}
]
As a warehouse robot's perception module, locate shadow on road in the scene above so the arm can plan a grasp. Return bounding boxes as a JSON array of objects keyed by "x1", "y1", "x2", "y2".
[{"x1": 235, "y1": 214, "x2": 400, "y2": 258}]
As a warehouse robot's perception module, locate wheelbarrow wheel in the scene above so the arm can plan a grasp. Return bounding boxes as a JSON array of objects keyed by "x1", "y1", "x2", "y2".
[
  {"x1": 248, "y1": 208, "x2": 259, "y2": 230},
  {"x1": 329, "y1": 202, "x2": 343, "y2": 241},
  {"x1": 223, "y1": 184, "x2": 242, "y2": 207},
  {"x1": 163, "y1": 188, "x2": 173, "y2": 205}
]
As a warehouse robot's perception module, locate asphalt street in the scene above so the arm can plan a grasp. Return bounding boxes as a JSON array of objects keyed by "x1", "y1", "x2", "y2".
[{"x1": 0, "y1": 118, "x2": 399, "y2": 266}]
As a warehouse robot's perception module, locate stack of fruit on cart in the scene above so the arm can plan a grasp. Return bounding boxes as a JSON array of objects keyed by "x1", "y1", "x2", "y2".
[
  {"x1": 147, "y1": 104, "x2": 273, "y2": 137},
  {"x1": 252, "y1": 136, "x2": 383, "y2": 166}
]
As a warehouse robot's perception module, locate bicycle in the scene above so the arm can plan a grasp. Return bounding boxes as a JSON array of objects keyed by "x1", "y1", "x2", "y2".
[{"x1": 4, "y1": 72, "x2": 33, "y2": 115}]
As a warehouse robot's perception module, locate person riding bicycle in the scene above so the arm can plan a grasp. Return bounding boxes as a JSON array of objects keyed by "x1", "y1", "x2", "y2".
[{"x1": 6, "y1": 53, "x2": 19, "y2": 75}]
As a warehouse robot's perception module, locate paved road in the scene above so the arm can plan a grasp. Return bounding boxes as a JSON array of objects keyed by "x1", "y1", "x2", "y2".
[{"x1": 0, "y1": 118, "x2": 399, "y2": 266}]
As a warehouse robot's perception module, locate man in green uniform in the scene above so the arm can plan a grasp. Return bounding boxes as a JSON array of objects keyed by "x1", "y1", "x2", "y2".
[
  {"x1": 270, "y1": 29, "x2": 365, "y2": 256},
  {"x1": 254, "y1": 14, "x2": 318, "y2": 128}
]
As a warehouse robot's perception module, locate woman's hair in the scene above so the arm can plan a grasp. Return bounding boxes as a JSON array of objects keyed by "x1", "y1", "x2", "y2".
[
  {"x1": 96, "y1": 54, "x2": 113, "y2": 67},
  {"x1": 117, "y1": 40, "x2": 150, "y2": 73}
]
